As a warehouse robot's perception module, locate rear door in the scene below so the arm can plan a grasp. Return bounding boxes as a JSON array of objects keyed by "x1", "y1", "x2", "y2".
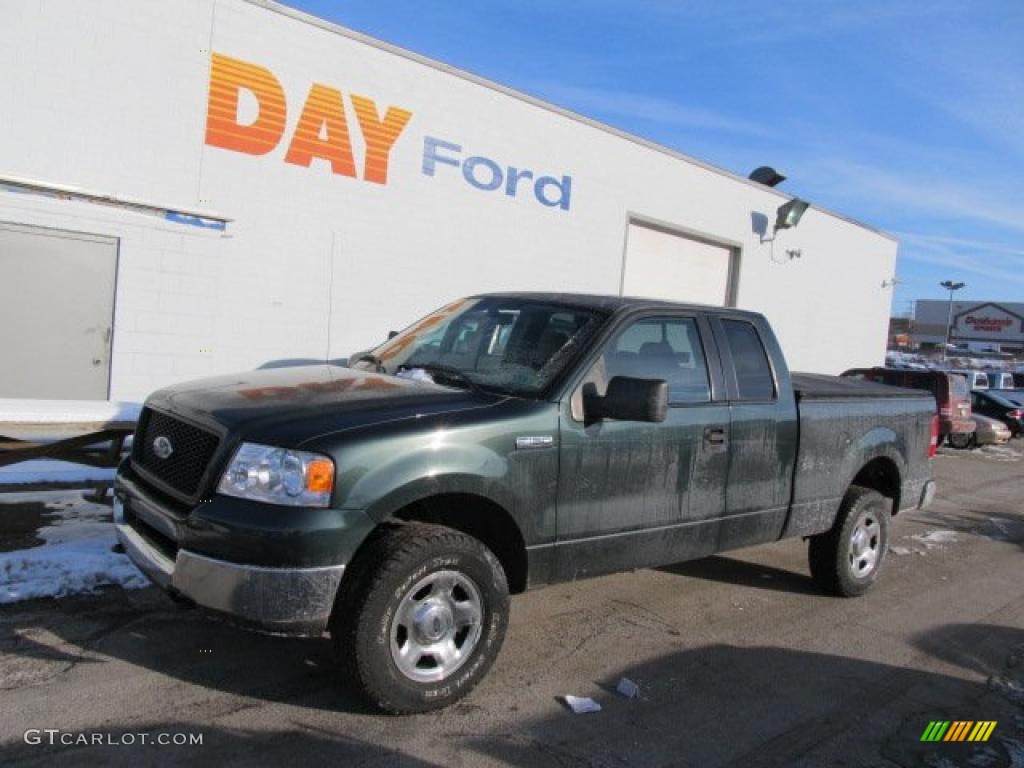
[
  {"x1": 0, "y1": 223, "x2": 118, "y2": 399},
  {"x1": 711, "y1": 315, "x2": 798, "y2": 547}
]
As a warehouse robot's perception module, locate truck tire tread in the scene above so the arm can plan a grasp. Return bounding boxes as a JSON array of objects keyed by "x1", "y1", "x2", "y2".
[
  {"x1": 808, "y1": 485, "x2": 890, "y2": 597},
  {"x1": 330, "y1": 521, "x2": 509, "y2": 714}
]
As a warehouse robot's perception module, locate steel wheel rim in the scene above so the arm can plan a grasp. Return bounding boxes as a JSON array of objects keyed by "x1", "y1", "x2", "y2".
[
  {"x1": 848, "y1": 511, "x2": 881, "y2": 578},
  {"x1": 390, "y1": 569, "x2": 484, "y2": 684}
]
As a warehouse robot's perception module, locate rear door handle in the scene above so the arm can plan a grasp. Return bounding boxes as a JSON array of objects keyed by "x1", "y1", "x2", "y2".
[{"x1": 704, "y1": 426, "x2": 728, "y2": 450}]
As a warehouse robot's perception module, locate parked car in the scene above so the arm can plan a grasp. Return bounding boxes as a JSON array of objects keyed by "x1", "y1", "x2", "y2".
[
  {"x1": 970, "y1": 389, "x2": 1024, "y2": 436},
  {"x1": 953, "y1": 370, "x2": 990, "y2": 390},
  {"x1": 115, "y1": 293, "x2": 937, "y2": 713},
  {"x1": 840, "y1": 367, "x2": 973, "y2": 443},
  {"x1": 1013, "y1": 372, "x2": 1024, "y2": 389},
  {"x1": 985, "y1": 371, "x2": 1015, "y2": 390},
  {"x1": 947, "y1": 413, "x2": 1011, "y2": 449}
]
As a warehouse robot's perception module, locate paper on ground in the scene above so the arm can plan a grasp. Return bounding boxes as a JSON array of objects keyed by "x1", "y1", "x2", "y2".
[{"x1": 563, "y1": 695, "x2": 602, "y2": 714}]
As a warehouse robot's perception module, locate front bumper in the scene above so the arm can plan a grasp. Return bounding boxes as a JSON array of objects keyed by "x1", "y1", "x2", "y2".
[{"x1": 115, "y1": 496, "x2": 345, "y2": 636}]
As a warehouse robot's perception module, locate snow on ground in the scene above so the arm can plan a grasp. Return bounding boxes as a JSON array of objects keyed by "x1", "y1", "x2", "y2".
[
  {"x1": 912, "y1": 530, "x2": 959, "y2": 549},
  {"x1": 0, "y1": 490, "x2": 147, "y2": 604},
  {"x1": 937, "y1": 441, "x2": 1023, "y2": 462},
  {"x1": 0, "y1": 460, "x2": 116, "y2": 487}
]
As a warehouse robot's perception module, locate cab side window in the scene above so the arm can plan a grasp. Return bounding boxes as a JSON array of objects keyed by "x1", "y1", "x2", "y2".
[
  {"x1": 721, "y1": 319, "x2": 775, "y2": 401},
  {"x1": 603, "y1": 317, "x2": 711, "y2": 404}
]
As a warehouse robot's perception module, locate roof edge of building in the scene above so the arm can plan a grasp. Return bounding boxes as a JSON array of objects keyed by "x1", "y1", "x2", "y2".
[{"x1": 242, "y1": 0, "x2": 898, "y2": 244}]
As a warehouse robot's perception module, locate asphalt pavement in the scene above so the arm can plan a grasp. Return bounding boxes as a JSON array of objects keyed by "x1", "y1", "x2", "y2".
[{"x1": 1, "y1": 446, "x2": 1022, "y2": 767}]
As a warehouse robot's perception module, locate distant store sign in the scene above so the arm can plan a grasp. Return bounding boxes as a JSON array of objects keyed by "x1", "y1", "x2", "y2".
[{"x1": 951, "y1": 303, "x2": 1024, "y2": 343}]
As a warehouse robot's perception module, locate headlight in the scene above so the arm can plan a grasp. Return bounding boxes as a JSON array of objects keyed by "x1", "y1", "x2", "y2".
[{"x1": 217, "y1": 443, "x2": 335, "y2": 508}]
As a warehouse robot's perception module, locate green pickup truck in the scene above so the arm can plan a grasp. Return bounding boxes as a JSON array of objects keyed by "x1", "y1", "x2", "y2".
[{"x1": 115, "y1": 293, "x2": 937, "y2": 713}]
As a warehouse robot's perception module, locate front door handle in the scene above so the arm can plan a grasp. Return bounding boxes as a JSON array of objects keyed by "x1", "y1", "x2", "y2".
[{"x1": 704, "y1": 426, "x2": 728, "y2": 451}]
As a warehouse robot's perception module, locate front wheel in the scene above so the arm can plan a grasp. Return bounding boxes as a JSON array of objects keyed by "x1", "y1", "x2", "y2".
[
  {"x1": 331, "y1": 522, "x2": 509, "y2": 714},
  {"x1": 808, "y1": 485, "x2": 890, "y2": 597}
]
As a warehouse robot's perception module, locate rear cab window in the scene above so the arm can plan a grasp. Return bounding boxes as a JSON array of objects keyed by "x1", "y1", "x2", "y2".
[{"x1": 720, "y1": 318, "x2": 776, "y2": 401}]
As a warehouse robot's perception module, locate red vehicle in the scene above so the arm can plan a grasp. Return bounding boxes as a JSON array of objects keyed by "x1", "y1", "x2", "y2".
[{"x1": 841, "y1": 368, "x2": 973, "y2": 443}]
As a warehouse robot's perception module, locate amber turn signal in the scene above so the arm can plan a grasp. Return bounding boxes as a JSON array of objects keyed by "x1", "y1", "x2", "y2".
[{"x1": 306, "y1": 458, "x2": 335, "y2": 493}]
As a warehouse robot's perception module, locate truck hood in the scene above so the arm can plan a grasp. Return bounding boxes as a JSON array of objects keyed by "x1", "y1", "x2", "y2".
[{"x1": 146, "y1": 365, "x2": 503, "y2": 445}]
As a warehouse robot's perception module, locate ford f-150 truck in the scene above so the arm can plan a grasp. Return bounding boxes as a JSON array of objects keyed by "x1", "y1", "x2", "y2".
[{"x1": 115, "y1": 293, "x2": 937, "y2": 713}]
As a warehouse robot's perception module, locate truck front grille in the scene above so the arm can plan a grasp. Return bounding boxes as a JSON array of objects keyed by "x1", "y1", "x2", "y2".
[{"x1": 132, "y1": 408, "x2": 220, "y2": 500}]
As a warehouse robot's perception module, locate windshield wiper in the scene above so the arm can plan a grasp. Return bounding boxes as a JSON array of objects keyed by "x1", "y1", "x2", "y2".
[{"x1": 403, "y1": 364, "x2": 484, "y2": 395}]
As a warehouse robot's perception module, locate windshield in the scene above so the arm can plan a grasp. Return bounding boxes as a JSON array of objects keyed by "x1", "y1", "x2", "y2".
[{"x1": 352, "y1": 297, "x2": 608, "y2": 397}]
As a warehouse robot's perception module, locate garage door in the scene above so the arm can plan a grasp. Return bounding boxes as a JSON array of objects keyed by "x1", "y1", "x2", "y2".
[
  {"x1": 621, "y1": 220, "x2": 736, "y2": 306},
  {"x1": 0, "y1": 223, "x2": 118, "y2": 400}
]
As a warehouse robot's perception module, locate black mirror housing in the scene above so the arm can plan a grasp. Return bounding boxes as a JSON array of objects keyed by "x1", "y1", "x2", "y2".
[{"x1": 586, "y1": 376, "x2": 668, "y2": 423}]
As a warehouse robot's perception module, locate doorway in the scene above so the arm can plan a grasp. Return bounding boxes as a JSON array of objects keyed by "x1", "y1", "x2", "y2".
[{"x1": 0, "y1": 223, "x2": 118, "y2": 399}]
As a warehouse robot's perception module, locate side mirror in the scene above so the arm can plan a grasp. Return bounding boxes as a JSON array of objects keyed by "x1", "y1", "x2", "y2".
[
  {"x1": 387, "y1": 330, "x2": 400, "y2": 340},
  {"x1": 585, "y1": 376, "x2": 668, "y2": 423}
]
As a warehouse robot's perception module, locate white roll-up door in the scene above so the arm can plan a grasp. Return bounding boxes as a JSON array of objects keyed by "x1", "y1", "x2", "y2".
[{"x1": 621, "y1": 220, "x2": 737, "y2": 306}]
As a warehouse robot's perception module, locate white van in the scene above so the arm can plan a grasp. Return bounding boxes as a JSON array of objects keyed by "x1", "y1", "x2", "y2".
[
  {"x1": 986, "y1": 371, "x2": 1014, "y2": 390},
  {"x1": 952, "y1": 370, "x2": 989, "y2": 390}
]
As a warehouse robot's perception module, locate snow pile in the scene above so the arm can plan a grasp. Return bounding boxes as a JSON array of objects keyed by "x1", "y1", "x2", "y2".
[
  {"x1": 0, "y1": 398, "x2": 141, "y2": 425},
  {"x1": 0, "y1": 491, "x2": 147, "y2": 604}
]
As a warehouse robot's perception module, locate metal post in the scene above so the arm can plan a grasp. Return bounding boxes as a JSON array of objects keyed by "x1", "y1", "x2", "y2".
[{"x1": 939, "y1": 281, "x2": 965, "y2": 363}]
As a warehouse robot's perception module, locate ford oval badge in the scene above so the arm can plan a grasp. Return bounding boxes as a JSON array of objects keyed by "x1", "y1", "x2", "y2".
[{"x1": 152, "y1": 435, "x2": 174, "y2": 460}]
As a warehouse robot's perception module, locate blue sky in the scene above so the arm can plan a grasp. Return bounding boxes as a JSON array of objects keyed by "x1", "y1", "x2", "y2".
[{"x1": 288, "y1": 0, "x2": 1023, "y2": 316}]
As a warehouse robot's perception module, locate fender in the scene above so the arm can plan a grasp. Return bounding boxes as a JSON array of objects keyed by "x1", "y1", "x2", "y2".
[
  {"x1": 338, "y1": 441, "x2": 515, "y2": 523},
  {"x1": 783, "y1": 425, "x2": 907, "y2": 539}
]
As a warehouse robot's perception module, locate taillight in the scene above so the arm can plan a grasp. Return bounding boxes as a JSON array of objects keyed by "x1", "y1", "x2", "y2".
[
  {"x1": 928, "y1": 415, "x2": 939, "y2": 458},
  {"x1": 939, "y1": 403, "x2": 952, "y2": 417},
  {"x1": 1009, "y1": 409, "x2": 1024, "y2": 420}
]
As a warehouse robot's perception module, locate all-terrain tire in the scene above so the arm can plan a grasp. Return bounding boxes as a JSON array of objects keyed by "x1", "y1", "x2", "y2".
[
  {"x1": 808, "y1": 485, "x2": 890, "y2": 597},
  {"x1": 946, "y1": 432, "x2": 975, "y2": 450},
  {"x1": 330, "y1": 522, "x2": 509, "y2": 714}
]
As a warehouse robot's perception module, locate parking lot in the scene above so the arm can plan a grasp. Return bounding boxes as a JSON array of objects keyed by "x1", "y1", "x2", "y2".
[{"x1": 1, "y1": 446, "x2": 1022, "y2": 767}]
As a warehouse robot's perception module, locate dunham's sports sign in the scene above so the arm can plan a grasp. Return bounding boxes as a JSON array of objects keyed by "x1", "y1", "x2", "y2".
[
  {"x1": 203, "y1": 53, "x2": 573, "y2": 211},
  {"x1": 951, "y1": 303, "x2": 1024, "y2": 343}
]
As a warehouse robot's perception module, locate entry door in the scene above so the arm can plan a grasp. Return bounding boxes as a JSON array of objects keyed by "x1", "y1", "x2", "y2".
[
  {"x1": 0, "y1": 223, "x2": 118, "y2": 399},
  {"x1": 554, "y1": 315, "x2": 730, "y2": 578},
  {"x1": 621, "y1": 220, "x2": 736, "y2": 306}
]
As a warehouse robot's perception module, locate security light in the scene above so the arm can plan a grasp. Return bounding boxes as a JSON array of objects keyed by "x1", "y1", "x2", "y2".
[
  {"x1": 749, "y1": 166, "x2": 786, "y2": 187},
  {"x1": 774, "y1": 198, "x2": 809, "y2": 232}
]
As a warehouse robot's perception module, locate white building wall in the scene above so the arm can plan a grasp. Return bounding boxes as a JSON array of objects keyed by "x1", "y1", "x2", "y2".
[{"x1": 0, "y1": 0, "x2": 898, "y2": 401}]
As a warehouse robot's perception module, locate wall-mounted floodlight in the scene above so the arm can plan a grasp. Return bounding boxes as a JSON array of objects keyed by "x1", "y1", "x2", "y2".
[
  {"x1": 774, "y1": 198, "x2": 810, "y2": 232},
  {"x1": 749, "y1": 166, "x2": 786, "y2": 187}
]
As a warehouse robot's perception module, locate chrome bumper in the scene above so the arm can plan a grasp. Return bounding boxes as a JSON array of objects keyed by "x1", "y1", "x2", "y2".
[{"x1": 114, "y1": 498, "x2": 345, "y2": 635}]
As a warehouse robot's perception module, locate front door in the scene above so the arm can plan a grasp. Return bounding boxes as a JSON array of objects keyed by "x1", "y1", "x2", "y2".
[
  {"x1": 553, "y1": 314, "x2": 730, "y2": 579},
  {"x1": 0, "y1": 223, "x2": 118, "y2": 400}
]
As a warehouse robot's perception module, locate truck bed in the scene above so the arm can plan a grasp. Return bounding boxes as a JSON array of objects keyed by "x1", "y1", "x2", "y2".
[{"x1": 791, "y1": 372, "x2": 926, "y2": 400}]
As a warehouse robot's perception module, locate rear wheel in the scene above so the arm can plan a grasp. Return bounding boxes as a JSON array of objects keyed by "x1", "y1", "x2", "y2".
[
  {"x1": 947, "y1": 431, "x2": 974, "y2": 449},
  {"x1": 331, "y1": 522, "x2": 509, "y2": 714},
  {"x1": 809, "y1": 485, "x2": 890, "y2": 597}
]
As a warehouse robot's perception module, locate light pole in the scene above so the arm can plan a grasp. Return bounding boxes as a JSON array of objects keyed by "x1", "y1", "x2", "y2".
[{"x1": 939, "y1": 280, "x2": 965, "y2": 362}]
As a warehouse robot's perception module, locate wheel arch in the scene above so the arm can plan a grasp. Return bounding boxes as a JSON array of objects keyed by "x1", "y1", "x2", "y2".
[
  {"x1": 355, "y1": 487, "x2": 528, "y2": 594},
  {"x1": 849, "y1": 455, "x2": 903, "y2": 513}
]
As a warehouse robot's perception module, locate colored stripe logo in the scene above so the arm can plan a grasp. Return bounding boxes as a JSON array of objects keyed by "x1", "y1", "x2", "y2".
[{"x1": 920, "y1": 721, "x2": 997, "y2": 742}]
